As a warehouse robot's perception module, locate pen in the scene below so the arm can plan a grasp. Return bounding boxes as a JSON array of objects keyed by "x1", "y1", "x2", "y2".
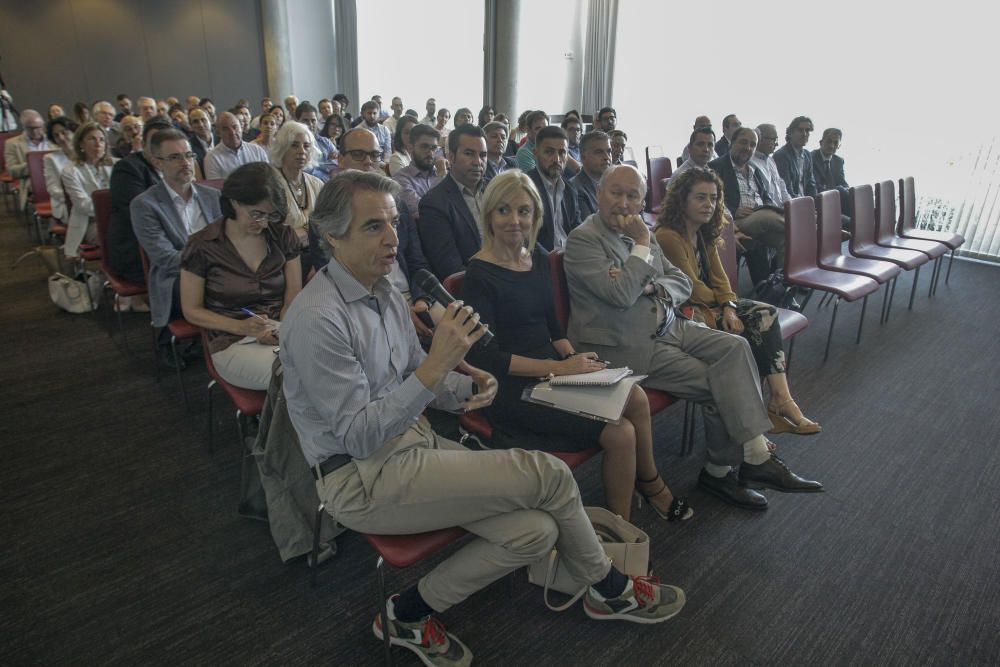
[{"x1": 241, "y1": 307, "x2": 268, "y2": 322}]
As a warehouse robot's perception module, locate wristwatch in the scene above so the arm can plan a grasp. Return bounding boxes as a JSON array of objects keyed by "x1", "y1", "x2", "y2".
[{"x1": 723, "y1": 300, "x2": 738, "y2": 311}]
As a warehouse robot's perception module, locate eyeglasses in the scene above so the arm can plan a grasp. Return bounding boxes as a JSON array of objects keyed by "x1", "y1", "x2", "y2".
[
  {"x1": 344, "y1": 149, "x2": 384, "y2": 162},
  {"x1": 159, "y1": 152, "x2": 196, "y2": 163},
  {"x1": 246, "y1": 208, "x2": 284, "y2": 224}
]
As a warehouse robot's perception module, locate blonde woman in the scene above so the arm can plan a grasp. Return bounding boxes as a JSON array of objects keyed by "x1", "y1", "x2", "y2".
[{"x1": 460, "y1": 169, "x2": 692, "y2": 522}]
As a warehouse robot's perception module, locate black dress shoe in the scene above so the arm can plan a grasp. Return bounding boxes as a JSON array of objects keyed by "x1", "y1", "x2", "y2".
[
  {"x1": 739, "y1": 455, "x2": 823, "y2": 493},
  {"x1": 698, "y1": 470, "x2": 768, "y2": 510}
]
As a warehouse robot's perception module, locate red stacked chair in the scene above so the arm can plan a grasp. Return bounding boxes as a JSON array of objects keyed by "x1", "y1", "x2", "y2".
[{"x1": 92, "y1": 188, "x2": 145, "y2": 351}]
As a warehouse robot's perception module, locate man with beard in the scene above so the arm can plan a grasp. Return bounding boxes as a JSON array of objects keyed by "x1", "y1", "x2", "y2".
[
  {"x1": 361, "y1": 100, "x2": 392, "y2": 161},
  {"x1": 418, "y1": 124, "x2": 488, "y2": 279},
  {"x1": 526, "y1": 126, "x2": 582, "y2": 250},
  {"x1": 709, "y1": 127, "x2": 784, "y2": 285},
  {"x1": 570, "y1": 130, "x2": 612, "y2": 219},
  {"x1": 393, "y1": 124, "x2": 446, "y2": 212}
]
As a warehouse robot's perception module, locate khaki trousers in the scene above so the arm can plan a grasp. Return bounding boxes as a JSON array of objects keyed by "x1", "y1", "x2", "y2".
[
  {"x1": 736, "y1": 209, "x2": 786, "y2": 268},
  {"x1": 316, "y1": 419, "x2": 611, "y2": 612},
  {"x1": 645, "y1": 318, "x2": 773, "y2": 467}
]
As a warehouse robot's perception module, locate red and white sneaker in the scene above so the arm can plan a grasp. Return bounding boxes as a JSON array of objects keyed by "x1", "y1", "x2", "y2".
[
  {"x1": 584, "y1": 575, "x2": 686, "y2": 624},
  {"x1": 372, "y1": 595, "x2": 472, "y2": 667}
]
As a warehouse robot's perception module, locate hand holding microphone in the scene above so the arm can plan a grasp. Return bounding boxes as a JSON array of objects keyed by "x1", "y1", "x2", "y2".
[{"x1": 414, "y1": 270, "x2": 494, "y2": 348}]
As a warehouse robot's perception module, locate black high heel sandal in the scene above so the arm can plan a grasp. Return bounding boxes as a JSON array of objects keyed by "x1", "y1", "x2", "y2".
[{"x1": 635, "y1": 474, "x2": 694, "y2": 521}]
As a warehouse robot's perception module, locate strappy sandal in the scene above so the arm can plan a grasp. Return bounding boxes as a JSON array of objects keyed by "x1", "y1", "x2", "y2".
[
  {"x1": 635, "y1": 474, "x2": 694, "y2": 522},
  {"x1": 767, "y1": 399, "x2": 822, "y2": 435}
]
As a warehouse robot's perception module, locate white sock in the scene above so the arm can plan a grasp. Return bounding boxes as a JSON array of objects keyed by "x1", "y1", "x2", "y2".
[
  {"x1": 703, "y1": 462, "x2": 731, "y2": 478},
  {"x1": 742, "y1": 435, "x2": 771, "y2": 465}
]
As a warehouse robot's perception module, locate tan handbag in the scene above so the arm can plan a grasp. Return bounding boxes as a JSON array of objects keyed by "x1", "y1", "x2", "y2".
[
  {"x1": 48, "y1": 272, "x2": 102, "y2": 314},
  {"x1": 526, "y1": 506, "x2": 650, "y2": 611}
]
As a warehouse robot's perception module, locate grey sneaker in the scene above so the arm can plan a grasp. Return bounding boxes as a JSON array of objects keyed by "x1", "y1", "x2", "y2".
[
  {"x1": 584, "y1": 576, "x2": 686, "y2": 624},
  {"x1": 372, "y1": 595, "x2": 472, "y2": 667}
]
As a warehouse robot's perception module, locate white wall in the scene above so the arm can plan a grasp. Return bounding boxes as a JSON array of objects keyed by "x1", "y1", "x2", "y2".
[{"x1": 613, "y1": 0, "x2": 995, "y2": 196}]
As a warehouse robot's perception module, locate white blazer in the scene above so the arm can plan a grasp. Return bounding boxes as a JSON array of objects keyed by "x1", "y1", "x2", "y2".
[
  {"x1": 61, "y1": 160, "x2": 116, "y2": 257},
  {"x1": 43, "y1": 151, "x2": 72, "y2": 222}
]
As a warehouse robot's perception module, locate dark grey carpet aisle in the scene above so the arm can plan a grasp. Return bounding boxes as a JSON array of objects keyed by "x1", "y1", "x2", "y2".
[{"x1": 1, "y1": 207, "x2": 998, "y2": 667}]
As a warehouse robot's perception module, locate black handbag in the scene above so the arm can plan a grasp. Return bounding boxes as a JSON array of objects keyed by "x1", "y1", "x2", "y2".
[{"x1": 752, "y1": 270, "x2": 789, "y2": 307}]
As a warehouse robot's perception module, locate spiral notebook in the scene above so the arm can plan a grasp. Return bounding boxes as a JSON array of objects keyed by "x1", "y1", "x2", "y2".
[
  {"x1": 524, "y1": 375, "x2": 647, "y2": 423},
  {"x1": 549, "y1": 367, "x2": 632, "y2": 387}
]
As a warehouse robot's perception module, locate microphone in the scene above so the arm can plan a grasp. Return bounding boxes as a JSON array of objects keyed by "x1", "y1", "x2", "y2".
[{"x1": 414, "y1": 269, "x2": 494, "y2": 348}]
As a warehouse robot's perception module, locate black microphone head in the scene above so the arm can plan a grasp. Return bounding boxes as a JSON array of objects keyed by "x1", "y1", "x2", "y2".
[{"x1": 414, "y1": 269, "x2": 439, "y2": 294}]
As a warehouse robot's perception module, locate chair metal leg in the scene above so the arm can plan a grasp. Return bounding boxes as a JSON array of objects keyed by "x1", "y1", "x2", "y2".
[
  {"x1": 946, "y1": 248, "x2": 956, "y2": 284},
  {"x1": 907, "y1": 266, "x2": 921, "y2": 310},
  {"x1": 170, "y1": 335, "x2": 189, "y2": 411},
  {"x1": 879, "y1": 281, "x2": 890, "y2": 325},
  {"x1": 207, "y1": 380, "x2": 217, "y2": 454},
  {"x1": 151, "y1": 327, "x2": 161, "y2": 382},
  {"x1": 823, "y1": 297, "x2": 841, "y2": 362},
  {"x1": 376, "y1": 556, "x2": 393, "y2": 666},
  {"x1": 237, "y1": 409, "x2": 250, "y2": 505},
  {"x1": 856, "y1": 295, "x2": 868, "y2": 344},
  {"x1": 886, "y1": 277, "x2": 897, "y2": 322},
  {"x1": 310, "y1": 502, "x2": 326, "y2": 588},
  {"x1": 932, "y1": 256, "x2": 944, "y2": 296},
  {"x1": 786, "y1": 336, "x2": 796, "y2": 370}
]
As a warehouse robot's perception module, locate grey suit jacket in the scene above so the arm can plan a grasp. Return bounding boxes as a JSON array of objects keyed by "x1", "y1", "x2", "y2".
[
  {"x1": 563, "y1": 214, "x2": 692, "y2": 373},
  {"x1": 131, "y1": 181, "x2": 221, "y2": 326},
  {"x1": 570, "y1": 170, "x2": 598, "y2": 220}
]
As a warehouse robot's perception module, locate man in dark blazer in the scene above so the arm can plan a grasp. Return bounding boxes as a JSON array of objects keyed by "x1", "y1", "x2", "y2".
[
  {"x1": 708, "y1": 127, "x2": 784, "y2": 285},
  {"x1": 483, "y1": 121, "x2": 516, "y2": 181},
  {"x1": 418, "y1": 124, "x2": 488, "y2": 279},
  {"x1": 812, "y1": 128, "x2": 851, "y2": 224},
  {"x1": 570, "y1": 130, "x2": 612, "y2": 220},
  {"x1": 772, "y1": 116, "x2": 817, "y2": 198},
  {"x1": 108, "y1": 117, "x2": 173, "y2": 285},
  {"x1": 525, "y1": 126, "x2": 581, "y2": 251},
  {"x1": 131, "y1": 129, "x2": 221, "y2": 363},
  {"x1": 715, "y1": 113, "x2": 741, "y2": 157}
]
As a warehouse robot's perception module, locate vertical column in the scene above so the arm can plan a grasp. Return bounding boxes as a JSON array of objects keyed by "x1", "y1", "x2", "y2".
[
  {"x1": 492, "y1": 0, "x2": 521, "y2": 119},
  {"x1": 260, "y1": 0, "x2": 293, "y2": 99}
]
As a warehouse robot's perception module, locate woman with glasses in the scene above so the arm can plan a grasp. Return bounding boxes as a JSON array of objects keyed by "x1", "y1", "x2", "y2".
[
  {"x1": 180, "y1": 163, "x2": 302, "y2": 390},
  {"x1": 319, "y1": 113, "x2": 345, "y2": 159},
  {"x1": 61, "y1": 121, "x2": 117, "y2": 259}
]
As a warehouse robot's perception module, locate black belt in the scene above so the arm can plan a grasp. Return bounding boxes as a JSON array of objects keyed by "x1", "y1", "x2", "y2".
[{"x1": 312, "y1": 454, "x2": 352, "y2": 480}]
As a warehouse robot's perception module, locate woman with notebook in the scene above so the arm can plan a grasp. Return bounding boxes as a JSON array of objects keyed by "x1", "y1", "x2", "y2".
[
  {"x1": 654, "y1": 168, "x2": 820, "y2": 435},
  {"x1": 461, "y1": 170, "x2": 691, "y2": 523}
]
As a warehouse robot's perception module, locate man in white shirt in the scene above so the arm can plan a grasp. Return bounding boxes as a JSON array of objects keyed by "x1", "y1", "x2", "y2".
[
  {"x1": 680, "y1": 115, "x2": 717, "y2": 164},
  {"x1": 383, "y1": 97, "x2": 405, "y2": 133},
  {"x1": 203, "y1": 112, "x2": 269, "y2": 180},
  {"x1": 750, "y1": 124, "x2": 793, "y2": 206},
  {"x1": 674, "y1": 126, "x2": 717, "y2": 177},
  {"x1": 131, "y1": 129, "x2": 222, "y2": 363},
  {"x1": 421, "y1": 98, "x2": 437, "y2": 125}
]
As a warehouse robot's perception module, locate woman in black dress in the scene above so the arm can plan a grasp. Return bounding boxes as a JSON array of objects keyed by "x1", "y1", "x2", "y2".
[{"x1": 462, "y1": 170, "x2": 690, "y2": 523}]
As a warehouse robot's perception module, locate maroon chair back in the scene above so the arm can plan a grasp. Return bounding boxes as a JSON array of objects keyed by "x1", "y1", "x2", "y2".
[
  {"x1": 26, "y1": 150, "x2": 55, "y2": 206},
  {"x1": 442, "y1": 271, "x2": 464, "y2": 298},
  {"x1": 874, "y1": 180, "x2": 898, "y2": 245},
  {"x1": 548, "y1": 250, "x2": 570, "y2": 332},
  {"x1": 849, "y1": 185, "x2": 878, "y2": 252},
  {"x1": 645, "y1": 146, "x2": 664, "y2": 161},
  {"x1": 817, "y1": 190, "x2": 846, "y2": 265},
  {"x1": 645, "y1": 157, "x2": 674, "y2": 212},
  {"x1": 898, "y1": 176, "x2": 916, "y2": 234},
  {"x1": 784, "y1": 196, "x2": 820, "y2": 278},
  {"x1": 718, "y1": 220, "x2": 739, "y2": 293}
]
